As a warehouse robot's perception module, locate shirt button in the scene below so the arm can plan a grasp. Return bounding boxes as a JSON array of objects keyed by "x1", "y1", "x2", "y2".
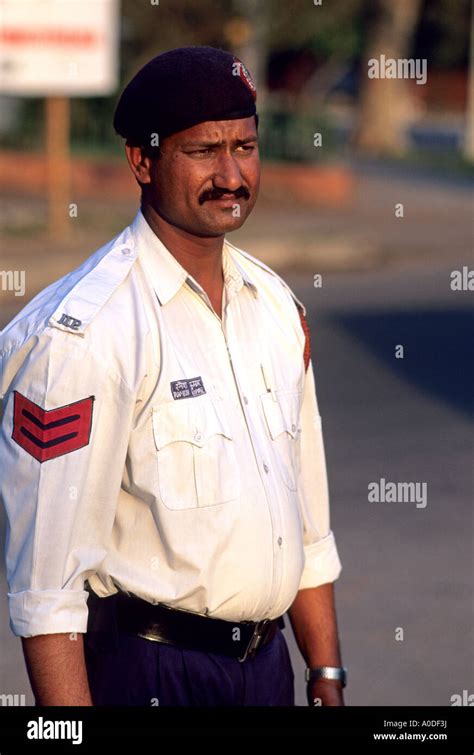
[
  {"x1": 278, "y1": 537, "x2": 283, "y2": 547},
  {"x1": 263, "y1": 462, "x2": 269, "y2": 473},
  {"x1": 194, "y1": 432, "x2": 203, "y2": 442},
  {"x1": 122, "y1": 247, "x2": 131, "y2": 255},
  {"x1": 243, "y1": 396, "x2": 249, "y2": 404},
  {"x1": 291, "y1": 423, "x2": 296, "y2": 432}
]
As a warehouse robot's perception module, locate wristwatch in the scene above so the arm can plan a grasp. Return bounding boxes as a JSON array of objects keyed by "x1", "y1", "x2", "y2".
[{"x1": 305, "y1": 666, "x2": 347, "y2": 688}]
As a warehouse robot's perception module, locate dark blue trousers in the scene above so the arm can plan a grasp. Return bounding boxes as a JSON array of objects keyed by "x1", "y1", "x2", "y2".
[{"x1": 84, "y1": 627, "x2": 295, "y2": 706}]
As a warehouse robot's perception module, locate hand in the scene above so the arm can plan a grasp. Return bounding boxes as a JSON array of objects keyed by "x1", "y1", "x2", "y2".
[{"x1": 307, "y1": 679, "x2": 345, "y2": 707}]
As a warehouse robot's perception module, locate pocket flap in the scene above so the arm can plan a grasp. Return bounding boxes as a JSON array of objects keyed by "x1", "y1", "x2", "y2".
[
  {"x1": 261, "y1": 391, "x2": 301, "y2": 440},
  {"x1": 152, "y1": 397, "x2": 233, "y2": 450}
]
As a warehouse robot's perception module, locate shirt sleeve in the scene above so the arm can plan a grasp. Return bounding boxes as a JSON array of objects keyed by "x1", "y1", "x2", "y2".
[
  {"x1": 0, "y1": 330, "x2": 136, "y2": 637},
  {"x1": 296, "y1": 357, "x2": 342, "y2": 589}
]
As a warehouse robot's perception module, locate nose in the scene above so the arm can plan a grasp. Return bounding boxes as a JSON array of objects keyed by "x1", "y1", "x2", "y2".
[{"x1": 213, "y1": 152, "x2": 242, "y2": 193}]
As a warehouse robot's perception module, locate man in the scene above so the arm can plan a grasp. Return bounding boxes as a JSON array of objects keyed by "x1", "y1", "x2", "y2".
[{"x1": 0, "y1": 47, "x2": 345, "y2": 707}]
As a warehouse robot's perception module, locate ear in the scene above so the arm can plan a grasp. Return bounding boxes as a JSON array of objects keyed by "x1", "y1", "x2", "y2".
[{"x1": 125, "y1": 144, "x2": 153, "y2": 185}]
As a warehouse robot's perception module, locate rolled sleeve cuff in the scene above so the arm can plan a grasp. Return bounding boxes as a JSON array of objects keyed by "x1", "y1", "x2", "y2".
[
  {"x1": 8, "y1": 589, "x2": 90, "y2": 638},
  {"x1": 298, "y1": 531, "x2": 342, "y2": 590}
]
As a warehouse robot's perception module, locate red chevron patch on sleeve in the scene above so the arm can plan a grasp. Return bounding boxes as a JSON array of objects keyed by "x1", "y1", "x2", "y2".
[
  {"x1": 296, "y1": 305, "x2": 311, "y2": 372},
  {"x1": 12, "y1": 392, "x2": 94, "y2": 463}
]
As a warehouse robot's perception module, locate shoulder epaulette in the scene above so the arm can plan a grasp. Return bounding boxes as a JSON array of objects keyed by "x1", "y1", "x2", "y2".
[{"x1": 49, "y1": 232, "x2": 137, "y2": 336}]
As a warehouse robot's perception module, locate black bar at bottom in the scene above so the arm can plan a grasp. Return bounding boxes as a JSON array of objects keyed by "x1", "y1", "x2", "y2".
[{"x1": 0, "y1": 706, "x2": 472, "y2": 750}]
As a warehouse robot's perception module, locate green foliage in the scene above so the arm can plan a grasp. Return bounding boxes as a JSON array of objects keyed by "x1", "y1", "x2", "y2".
[
  {"x1": 258, "y1": 109, "x2": 339, "y2": 162},
  {"x1": 121, "y1": 0, "x2": 235, "y2": 81},
  {"x1": 264, "y1": 0, "x2": 364, "y2": 59}
]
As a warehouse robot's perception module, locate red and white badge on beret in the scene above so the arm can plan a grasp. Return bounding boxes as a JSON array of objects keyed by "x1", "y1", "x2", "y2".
[{"x1": 233, "y1": 56, "x2": 257, "y2": 100}]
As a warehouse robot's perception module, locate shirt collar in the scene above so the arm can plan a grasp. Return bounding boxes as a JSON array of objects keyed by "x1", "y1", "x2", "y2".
[
  {"x1": 131, "y1": 210, "x2": 188, "y2": 305},
  {"x1": 130, "y1": 209, "x2": 258, "y2": 305},
  {"x1": 222, "y1": 242, "x2": 259, "y2": 299}
]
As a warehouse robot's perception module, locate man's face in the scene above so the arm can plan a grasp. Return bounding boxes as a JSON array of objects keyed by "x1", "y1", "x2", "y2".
[{"x1": 144, "y1": 116, "x2": 260, "y2": 237}]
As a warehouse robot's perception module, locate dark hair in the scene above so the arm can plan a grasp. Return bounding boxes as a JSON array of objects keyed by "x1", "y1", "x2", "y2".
[{"x1": 140, "y1": 144, "x2": 162, "y2": 160}]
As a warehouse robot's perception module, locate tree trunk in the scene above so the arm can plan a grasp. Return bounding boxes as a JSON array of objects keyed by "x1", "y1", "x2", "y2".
[{"x1": 354, "y1": 0, "x2": 423, "y2": 155}]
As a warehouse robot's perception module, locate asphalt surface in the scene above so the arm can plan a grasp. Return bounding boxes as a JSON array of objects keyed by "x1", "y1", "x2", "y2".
[
  {"x1": 1, "y1": 258, "x2": 472, "y2": 706},
  {"x1": 285, "y1": 262, "x2": 473, "y2": 705}
]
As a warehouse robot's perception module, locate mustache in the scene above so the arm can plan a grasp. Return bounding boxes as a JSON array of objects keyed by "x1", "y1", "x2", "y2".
[{"x1": 199, "y1": 186, "x2": 250, "y2": 205}]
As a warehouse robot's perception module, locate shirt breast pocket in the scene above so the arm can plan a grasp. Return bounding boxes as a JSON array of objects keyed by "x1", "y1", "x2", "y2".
[
  {"x1": 152, "y1": 397, "x2": 240, "y2": 510},
  {"x1": 260, "y1": 390, "x2": 302, "y2": 491}
]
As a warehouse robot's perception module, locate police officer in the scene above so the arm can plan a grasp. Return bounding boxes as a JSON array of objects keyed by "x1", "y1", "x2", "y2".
[{"x1": 0, "y1": 47, "x2": 346, "y2": 706}]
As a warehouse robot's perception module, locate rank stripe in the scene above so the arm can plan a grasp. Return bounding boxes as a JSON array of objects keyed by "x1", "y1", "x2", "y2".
[
  {"x1": 22, "y1": 409, "x2": 80, "y2": 431},
  {"x1": 20, "y1": 427, "x2": 78, "y2": 449},
  {"x1": 11, "y1": 392, "x2": 95, "y2": 463}
]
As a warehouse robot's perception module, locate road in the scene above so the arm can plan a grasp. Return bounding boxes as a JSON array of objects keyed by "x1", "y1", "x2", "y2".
[
  {"x1": 285, "y1": 262, "x2": 473, "y2": 705},
  {"x1": 1, "y1": 258, "x2": 472, "y2": 706}
]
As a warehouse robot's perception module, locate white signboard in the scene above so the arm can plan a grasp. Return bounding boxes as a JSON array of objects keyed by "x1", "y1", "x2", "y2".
[{"x1": 0, "y1": 0, "x2": 119, "y2": 96}]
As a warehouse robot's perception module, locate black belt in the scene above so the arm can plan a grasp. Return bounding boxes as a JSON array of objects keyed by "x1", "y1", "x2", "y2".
[{"x1": 114, "y1": 592, "x2": 284, "y2": 663}]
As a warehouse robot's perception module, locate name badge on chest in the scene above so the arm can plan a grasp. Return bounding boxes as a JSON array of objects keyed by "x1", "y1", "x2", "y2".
[{"x1": 170, "y1": 376, "x2": 206, "y2": 400}]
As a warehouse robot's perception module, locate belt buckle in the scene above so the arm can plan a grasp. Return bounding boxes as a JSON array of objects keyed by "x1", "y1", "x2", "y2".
[{"x1": 238, "y1": 619, "x2": 271, "y2": 663}]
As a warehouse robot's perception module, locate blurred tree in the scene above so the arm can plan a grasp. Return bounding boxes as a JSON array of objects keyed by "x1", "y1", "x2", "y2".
[
  {"x1": 265, "y1": 0, "x2": 363, "y2": 58},
  {"x1": 354, "y1": 0, "x2": 424, "y2": 155},
  {"x1": 229, "y1": 0, "x2": 268, "y2": 101},
  {"x1": 121, "y1": 0, "x2": 235, "y2": 79}
]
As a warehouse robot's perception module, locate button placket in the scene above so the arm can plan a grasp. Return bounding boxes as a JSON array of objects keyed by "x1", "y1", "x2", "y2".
[{"x1": 221, "y1": 290, "x2": 286, "y2": 614}]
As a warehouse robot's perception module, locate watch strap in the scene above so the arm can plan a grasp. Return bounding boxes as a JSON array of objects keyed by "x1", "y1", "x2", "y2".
[{"x1": 305, "y1": 666, "x2": 347, "y2": 688}]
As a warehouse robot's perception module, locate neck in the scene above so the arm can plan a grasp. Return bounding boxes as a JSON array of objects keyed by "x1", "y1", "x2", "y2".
[{"x1": 142, "y1": 203, "x2": 224, "y2": 288}]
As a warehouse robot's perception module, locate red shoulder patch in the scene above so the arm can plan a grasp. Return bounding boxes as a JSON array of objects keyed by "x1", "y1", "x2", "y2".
[
  {"x1": 12, "y1": 392, "x2": 94, "y2": 463},
  {"x1": 296, "y1": 305, "x2": 311, "y2": 372}
]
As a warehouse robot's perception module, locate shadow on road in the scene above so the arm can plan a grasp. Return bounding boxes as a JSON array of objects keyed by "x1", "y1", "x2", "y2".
[{"x1": 333, "y1": 308, "x2": 474, "y2": 418}]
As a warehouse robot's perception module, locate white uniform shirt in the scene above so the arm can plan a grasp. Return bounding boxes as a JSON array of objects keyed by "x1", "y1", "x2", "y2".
[{"x1": 0, "y1": 210, "x2": 341, "y2": 638}]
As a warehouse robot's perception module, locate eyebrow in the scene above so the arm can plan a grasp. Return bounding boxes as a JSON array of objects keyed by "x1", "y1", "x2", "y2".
[{"x1": 180, "y1": 135, "x2": 258, "y2": 149}]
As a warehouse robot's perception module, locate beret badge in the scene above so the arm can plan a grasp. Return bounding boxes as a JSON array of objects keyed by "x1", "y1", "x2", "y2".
[{"x1": 233, "y1": 56, "x2": 257, "y2": 101}]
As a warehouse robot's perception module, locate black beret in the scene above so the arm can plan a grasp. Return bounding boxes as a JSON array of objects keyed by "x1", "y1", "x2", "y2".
[{"x1": 114, "y1": 46, "x2": 257, "y2": 144}]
